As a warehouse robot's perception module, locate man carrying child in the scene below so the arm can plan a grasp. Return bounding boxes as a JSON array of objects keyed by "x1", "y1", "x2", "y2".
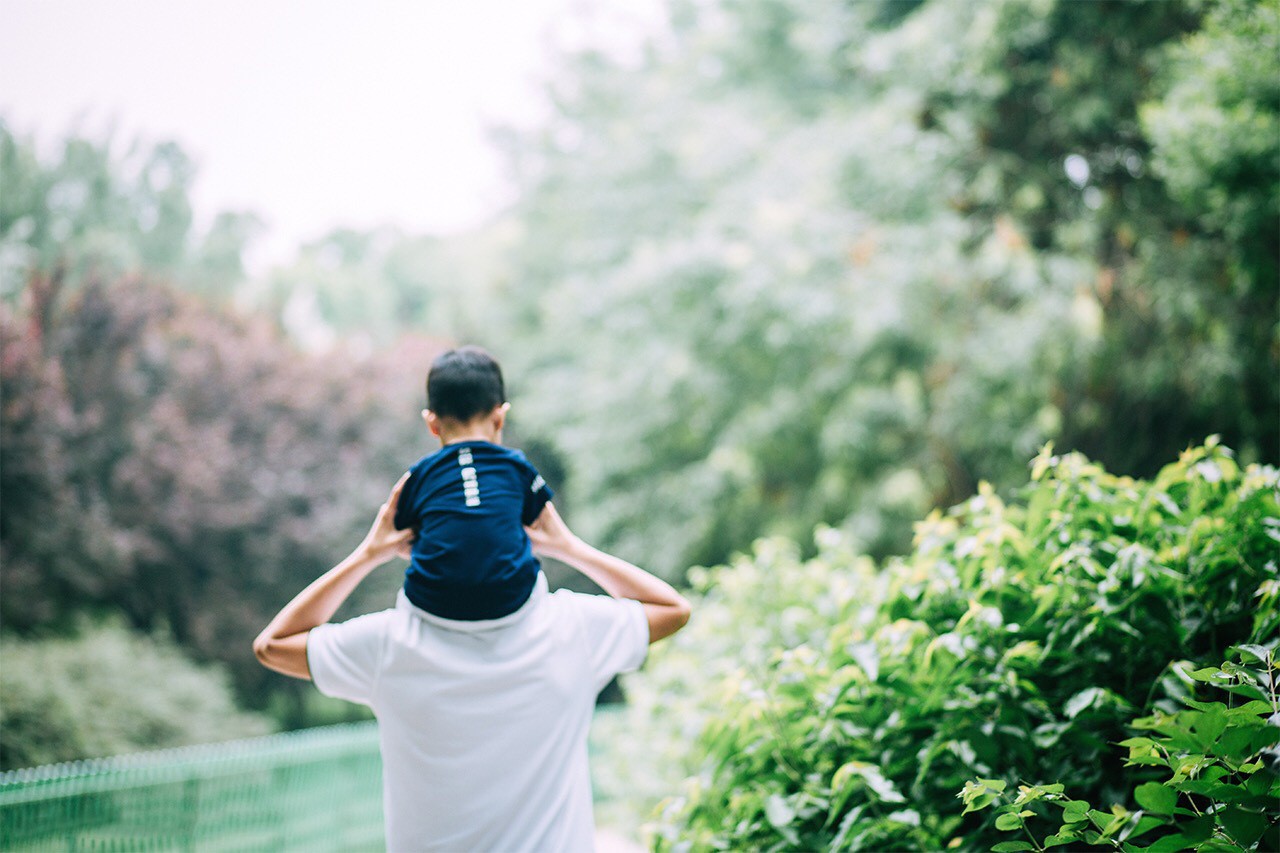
[{"x1": 254, "y1": 347, "x2": 691, "y2": 852}]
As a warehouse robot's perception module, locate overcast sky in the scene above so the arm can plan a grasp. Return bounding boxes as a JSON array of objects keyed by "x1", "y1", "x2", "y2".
[{"x1": 0, "y1": 0, "x2": 662, "y2": 266}]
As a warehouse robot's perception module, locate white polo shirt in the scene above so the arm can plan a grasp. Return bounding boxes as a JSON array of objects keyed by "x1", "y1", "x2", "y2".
[{"x1": 307, "y1": 573, "x2": 648, "y2": 853}]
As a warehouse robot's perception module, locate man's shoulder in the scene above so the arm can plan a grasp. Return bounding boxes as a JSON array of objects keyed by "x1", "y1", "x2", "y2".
[
  {"x1": 307, "y1": 606, "x2": 401, "y2": 704},
  {"x1": 314, "y1": 606, "x2": 399, "y2": 644},
  {"x1": 544, "y1": 588, "x2": 644, "y2": 624},
  {"x1": 542, "y1": 590, "x2": 650, "y2": 684}
]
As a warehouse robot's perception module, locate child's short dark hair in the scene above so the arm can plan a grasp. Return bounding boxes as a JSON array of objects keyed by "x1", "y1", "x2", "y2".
[{"x1": 427, "y1": 346, "x2": 506, "y2": 422}]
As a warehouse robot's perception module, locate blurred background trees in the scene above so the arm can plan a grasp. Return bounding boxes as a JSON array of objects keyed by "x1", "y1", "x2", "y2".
[
  {"x1": 1, "y1": 0, "x2": 1275, "y2": 770},
  {"x1": 497, "y1": 0, "x2": 1277, "y2": 573}
]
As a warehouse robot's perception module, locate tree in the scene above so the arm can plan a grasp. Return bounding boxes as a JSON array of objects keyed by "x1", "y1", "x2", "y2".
[
  {"x1": 0, "y1": 271, "x2": 439, "y2": 712},
  {"x1": 487, "y1": 0, "x2": 1277, "y2": 581},
  {"x1": 0, "y1": 122, "x2": 260, "y2": 301}
]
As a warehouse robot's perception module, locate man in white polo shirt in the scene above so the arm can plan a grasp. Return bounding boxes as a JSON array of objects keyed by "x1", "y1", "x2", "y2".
[{"x1": 253, "y1": 475, "x2": 691, "y2": 852}]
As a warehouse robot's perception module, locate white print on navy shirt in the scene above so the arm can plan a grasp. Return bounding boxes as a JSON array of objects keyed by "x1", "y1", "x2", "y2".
[
  {"x1": 530, "y1": 475, "x2": 545, "y2": 493},
  {"x1": 458, "y1": 448, "x2": 480, "y2": 507}
]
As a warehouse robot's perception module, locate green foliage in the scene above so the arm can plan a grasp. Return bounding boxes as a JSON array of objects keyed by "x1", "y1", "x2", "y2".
[
  {"x1": 0, "y1": 271, "x2": 432, "y2": 711},
  {"x1": 1136, "y1": 0, "x2": 1280, "y2": 466},
  {"x1": 0, "y1": 123, "x2": 262, "y2": 299},
  {"x1": 0, "y1": 620, "x2": 273, "y2": 770},
  {"x1": 1143, "y1": 0, "x2": 1280, "y2": 277},
  {"x1": 490, "y1": 0, "x2": 1278, "y2": 582},
  {"x1": 629, "y1": 440, "x2": 1277, "y2": 850},
  {"x1": 503, "y1": 0, "x2": 1090, "y2": 575},
  {"x1": 239, "y1": 222, "x2": 515, "y2": 352},
  {"x1": 962, "y1": 647, "x2": 1280, "y2": 851}
]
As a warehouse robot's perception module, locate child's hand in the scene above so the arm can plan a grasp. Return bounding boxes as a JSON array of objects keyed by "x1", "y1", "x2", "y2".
[{"x1": 360, "y1": 473, "x2": 415, "y2": 565}]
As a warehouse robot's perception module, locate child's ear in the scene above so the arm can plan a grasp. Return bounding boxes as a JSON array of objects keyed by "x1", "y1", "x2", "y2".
[
  {"x1": 423, "y1": 409, "x2": 442, "y2": 438},
  {"x1": 493, "y1": 402, "x2": 510, "y2": 430}
]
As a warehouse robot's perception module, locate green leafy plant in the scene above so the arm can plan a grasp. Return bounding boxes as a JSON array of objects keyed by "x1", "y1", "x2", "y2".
[
  {"x1": 961, "y1": 645, "x2": 1279, "y2": 851},
  {"x1": 628, "y1": 439, "x2": 1277, "y2": 850}
]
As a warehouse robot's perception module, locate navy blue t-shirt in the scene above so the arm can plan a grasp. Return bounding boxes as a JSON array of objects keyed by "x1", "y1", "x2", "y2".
[{"x1": 393, "y1": 441, "x2": 554, "y2": 620}]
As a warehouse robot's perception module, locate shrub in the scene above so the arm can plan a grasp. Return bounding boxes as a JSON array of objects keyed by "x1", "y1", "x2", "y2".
[
  {"x1": 962, "y1": 645, "x2": 1279, "y2": 851},
  {"x1": 632, "y1": 439, "x2": 1277, "y2": 850},
  {"x1": 0, "y1": 621, "x2": 273, "y2": 770}
]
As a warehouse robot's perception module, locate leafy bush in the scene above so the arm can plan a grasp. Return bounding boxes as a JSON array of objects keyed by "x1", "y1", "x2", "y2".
[
  {"x1": 962, "y1": 646, "x2": 1279, "y2": 851},
  {"x1": 629, "y1": 439, "x2": 1277, "y2": 850},
  {"x1": 0, "y1": 621, "x2": 273, "y2": 770}
]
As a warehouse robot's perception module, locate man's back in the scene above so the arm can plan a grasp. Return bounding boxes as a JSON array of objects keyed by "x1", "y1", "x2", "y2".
[{"x1": 307, "y1": 574, "x2": 648, "y2": 852}]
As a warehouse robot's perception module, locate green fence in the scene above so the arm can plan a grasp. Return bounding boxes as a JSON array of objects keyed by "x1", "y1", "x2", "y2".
[
  {"x1": 0, "y1": 723, "x2": 385, "y2": 852},
  {"x1": 0, "y1": 709, "x2": 633, "y2": 852}
]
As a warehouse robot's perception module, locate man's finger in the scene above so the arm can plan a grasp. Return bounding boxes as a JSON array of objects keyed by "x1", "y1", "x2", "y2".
[{"x1": 387, "y1": 472, "x2": 411, "y2": 508}]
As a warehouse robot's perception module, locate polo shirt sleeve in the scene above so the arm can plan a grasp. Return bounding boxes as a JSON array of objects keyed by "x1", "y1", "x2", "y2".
[
  {"x1": 519, "y1": 462, "x2": 554, "y2": 526},
  {"x1": 572, "y1": 594, "x2": 649, "y2": 694},
  {"x1": 306, "y1": 611, "x2": 391, "y2": 706},
  {"x1": 393, "y1": 467, "x2": 419, "y2": 531}
]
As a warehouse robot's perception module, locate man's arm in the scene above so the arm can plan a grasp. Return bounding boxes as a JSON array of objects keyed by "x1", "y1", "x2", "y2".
[
  {"x1": 253, "y1": 474, "x2": 414, "y2": 679},
  {"x1": 526, "y1": 502, "x2": 691, "y2": 643}
]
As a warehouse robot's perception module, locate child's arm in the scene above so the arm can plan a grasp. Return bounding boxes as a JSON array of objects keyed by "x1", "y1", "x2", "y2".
[
  {"x1": 526, "y1": 503, "x2": 691, "y2": 643},
  {"x1": 253, "y1": 474, "x2": 414, "y2": 679}
]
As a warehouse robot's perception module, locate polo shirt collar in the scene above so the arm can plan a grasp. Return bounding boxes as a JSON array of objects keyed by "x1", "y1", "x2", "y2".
[{"x1": 395, "y1": 572, "x2": 548, "y2": 633}]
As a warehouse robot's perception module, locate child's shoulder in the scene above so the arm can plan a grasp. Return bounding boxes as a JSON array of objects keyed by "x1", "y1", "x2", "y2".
[
  {"x1": 411, "y1": 441, "x2": 532, "y2": 473},
  {"x1": 408, "y1": 444, "x2": 454, "y2": 473},
  {"x1": 463, "y1": 441, "x2": 532, "y2": 467}
]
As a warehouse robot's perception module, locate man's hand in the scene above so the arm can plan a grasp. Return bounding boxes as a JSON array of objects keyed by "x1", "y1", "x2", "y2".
[
  {"x1": 255, "y1": 473, "x2": 414, "y2": 679},
  {"x1": 526, "y1": 502, "x2": 691, "y2": 644},
  {"x1": 525, "y1": 501, "x2": 580, "y2": 562},
  {"x1": 359, "y1": 472, "x2": 415, "y2": 565}
]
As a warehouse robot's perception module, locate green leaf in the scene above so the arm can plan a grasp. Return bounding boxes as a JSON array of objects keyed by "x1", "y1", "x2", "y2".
[
  {"x1": 991, "y1": 843, "x2": 1034, "y2": 852},
  {"x1": 829, "y1": 806, "x2": 865, "y2": 850},
  {"x1": 1044, "y1": 832, "x2": 1078, "y2": 848},
  {"x1": 832, "y1": 761, "x2": 861, "y2": 816},
  {"x1": 1183, "y1": 814, "x2": 1216, "y2": 843},
  {"x1": 995, "y1": 812, "x2": 1025, "y2": 830},
  {"x1": 1245, "y1": 771, "x2": 1279, "y2": 797},
  {"x1": 847, "y1": 641, "x2": 879, "y2": 682},
  {"x1": 1089, "y1": 808, "x2": 1127, "y2": 835},
  {"x1": 1134, "y1": 782, "x2": 1177, "y2": 815},
  {"x1": 1065, "y1": 687, "x2": 1104, "y2": 718},
  {"x1": 1140, "y1": 833, "x2": 1193, "y2": 852},
  {"x1": 1219, "y1": 805, "x2": 1269, "y2": 848},
  {"x1": 886, "y1": 808, "x2": 920, "y2": 827},
  {"x1": 1191, "y1": 706, "x2": 1228, "y2": 746},
  {"x1": 838, "y1": 761, "x2": 906, "y2": 805},
  {"x1": 1123, "y1": 813, "x2": 1168, "y2": 842},
  {"x1": 765, "y1": 793, "x2": 796, "y2": 829},
  {"x1": 1224, "y1": 699, "x2": 1273, "y2": 717},
  {"x1": 1233, "y1": 643, "x2": 1271, "y2": 664},
  {"x1": 859, "y1": 764, "x2": 906, "y2": 804},
  {"x1": 1061, "y1": 800, "x2": 1091, "y2": 823}
]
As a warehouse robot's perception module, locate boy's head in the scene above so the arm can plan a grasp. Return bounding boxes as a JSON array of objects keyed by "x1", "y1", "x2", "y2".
[{"x1": 426, "y1": 346, "x2": 506, "y2": 425}]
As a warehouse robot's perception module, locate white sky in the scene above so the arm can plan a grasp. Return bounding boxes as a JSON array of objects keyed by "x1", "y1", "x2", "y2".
[{"x1": 0, "y1": 0, "x2": 662, "y2": 267}]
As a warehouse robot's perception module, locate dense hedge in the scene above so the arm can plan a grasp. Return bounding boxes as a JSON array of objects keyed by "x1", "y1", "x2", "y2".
[{"x1": 631, "y1": 439, "x2": 1277, "y2": 850}]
